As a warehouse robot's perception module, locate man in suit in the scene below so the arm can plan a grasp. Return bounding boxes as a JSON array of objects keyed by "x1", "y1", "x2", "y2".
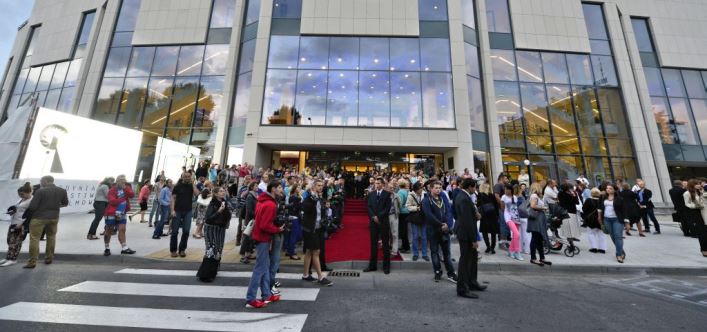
[
  {"x1": 365, "y1": 177, "x2": 392, "y2": 274},
  {"x1": 636, "y1": 179, "x2": 661, "y2": 235},
  {"x1": 453, "y1": 178, "x2": 487, "y2": 299},
  {"x1": 669, "y1": 180, "x2": 691, "y2": 237}
]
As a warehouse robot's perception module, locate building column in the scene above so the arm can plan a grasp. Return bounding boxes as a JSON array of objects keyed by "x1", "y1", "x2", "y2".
[{"x1": 605, "y1": 4, "x2": 671, "y2": 203}]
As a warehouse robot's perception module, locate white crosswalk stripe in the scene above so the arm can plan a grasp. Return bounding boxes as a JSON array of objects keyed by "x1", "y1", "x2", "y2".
[{"x1": 0, "y1": 267, "x2": 323, "y2": 331}]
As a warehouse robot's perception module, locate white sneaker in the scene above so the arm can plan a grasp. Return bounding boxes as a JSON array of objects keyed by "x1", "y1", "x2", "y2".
[
  {"x1": 271, "y1": 286, "x2": 281, "y2": 295},
  {"x1": 0, "y1": 259, "x2": 6, "y2": 265},
  {"x1": 513, "y1": 253, "x2": 524, "y2": 261},
  {"x1": 0, "y1": 260, "x2": 17, "y2": 267}
]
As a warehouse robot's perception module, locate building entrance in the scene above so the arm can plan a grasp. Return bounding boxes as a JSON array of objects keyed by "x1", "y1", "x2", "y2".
[{"x1": 270, "y1": 150, "x2": 443, "y2": 174}]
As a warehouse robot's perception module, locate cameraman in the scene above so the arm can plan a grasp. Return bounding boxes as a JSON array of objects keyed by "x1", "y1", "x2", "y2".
[{"x1": 301, "y1": 180, "x2": 333, "y2": 286}]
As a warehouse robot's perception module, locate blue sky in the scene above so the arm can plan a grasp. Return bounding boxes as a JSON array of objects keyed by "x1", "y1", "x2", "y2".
[{"x1": 0, "y1": 0, "x2": 35, "y2": 73}]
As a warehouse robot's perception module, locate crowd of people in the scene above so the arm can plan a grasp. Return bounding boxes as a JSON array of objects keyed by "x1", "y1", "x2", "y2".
[{"x1": 3, "y1": 162, "x2": 707, "y2": 305}]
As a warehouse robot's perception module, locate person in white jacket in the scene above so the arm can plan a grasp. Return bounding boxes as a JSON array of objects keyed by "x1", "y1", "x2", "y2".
[{"x1": 193, "y1": 188, "x2": 213, "y2": 239}]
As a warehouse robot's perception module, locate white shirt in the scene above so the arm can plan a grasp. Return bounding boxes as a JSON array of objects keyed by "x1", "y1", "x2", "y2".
[
  {"x1": 544, "y1": 186, "x2": 558, "y2": 205},
  {"x1": 604, "y1": 199, "x2": 617, "y2": 218}
]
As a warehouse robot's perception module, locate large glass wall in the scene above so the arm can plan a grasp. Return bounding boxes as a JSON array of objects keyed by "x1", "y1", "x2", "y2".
[
  {"x1": 631, "y1": 18, "x2": 707, "y2": 162},
  {"x1": 487, "y1": 1, "x2": 636, "y2": 184},
  {"x1": 94, "y1": 0, "x2": 234, "y2": 180}
]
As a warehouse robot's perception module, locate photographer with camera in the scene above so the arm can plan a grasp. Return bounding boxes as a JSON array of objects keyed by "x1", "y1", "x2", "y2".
[{"x1": 301, "y1": 180, "x2": 334, "y2": 286}]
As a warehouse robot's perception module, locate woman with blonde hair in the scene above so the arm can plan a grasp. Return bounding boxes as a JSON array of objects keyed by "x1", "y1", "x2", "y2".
[{"x1": 527, "y1": 182, "x2": 551, "y2": 266}]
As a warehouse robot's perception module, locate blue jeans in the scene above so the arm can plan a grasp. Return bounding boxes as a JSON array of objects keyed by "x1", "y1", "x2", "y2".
[
  {"x1": 428, "y1": 229, "x2": 454, "y2": 275},
  {"x1": 284, "y1": 217, "x2": 302, "y2": 256},
  {"x1": 149, "y1": 199, "x2": 160, "y2": 224},
  {"x1": 170, "y1": 210, "x2": 193, "y2": 253},
  {"x1": 411, "y1": 223, "x2": 428, "y2": 257},
  {"x1": 246, "y1": 241, "x2": 272, "y2": 302},
  {"x1": 270, "y1": 234, "x2": 283, "y2": 288},
  {"x1": 153, "y1": 205, "x2": 170, "y2": 237},
  {"x1": 605, "y1": 217, "x2": 625, "y2": 257}
]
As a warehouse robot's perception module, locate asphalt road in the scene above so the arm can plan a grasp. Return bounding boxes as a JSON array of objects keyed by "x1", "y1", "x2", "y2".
[{"x1": 0, "y1": 258, "x2": 706, "y2": 331}]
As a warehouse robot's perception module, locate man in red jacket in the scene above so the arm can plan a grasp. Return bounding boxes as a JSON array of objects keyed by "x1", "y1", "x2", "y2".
[
  {"x1": 103, "y1": 175, "x2": 136, "y2": 256},
  {"x1": 245, "y1": 180, "x2": 285, "y2": 309}
]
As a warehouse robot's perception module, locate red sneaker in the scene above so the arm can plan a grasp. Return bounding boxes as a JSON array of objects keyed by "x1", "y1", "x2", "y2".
[
  {"x1": 245, "y1": 300, "x2": 267, "y2": 309},
  {"x1": 263, "y1": 294, "x2": 281, "y2": 303}
]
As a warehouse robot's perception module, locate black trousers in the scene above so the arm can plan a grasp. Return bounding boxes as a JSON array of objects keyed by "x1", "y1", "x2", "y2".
[
  {"x1": 88, "y1": 201, "x2": 107, "y2": 236},
  {"x1": 457, "y1": 241, "x2": 479, "y2": 294},
  {"x1": 319, "y1": 227, "x2": 327, "y2": 267},
  {"x1": 696, "y1": 219, "x2": 707, "y2": 252},
  {"x1": 530, "y1": 232, "x2": 545, "y2": 260},
  {"x1": 640, "y1": 207, "x2": 660, "y2": 232},
  {"x1": 369, "y1": 219, "x2": 391, "y2": 269},
  {"x1": 399, "y1": 213, "x2": 410, "y2": 251}
]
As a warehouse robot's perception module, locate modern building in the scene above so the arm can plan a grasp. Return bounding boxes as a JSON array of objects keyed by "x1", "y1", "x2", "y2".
[{"x1": 2, "y1": 0, "x2": 707, "y2": 204}]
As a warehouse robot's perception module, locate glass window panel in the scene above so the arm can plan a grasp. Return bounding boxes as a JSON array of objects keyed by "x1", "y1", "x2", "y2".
[
  {"x1": 268, "y1": 36, "x2": 300, "y2": 69},
  {"x1": 526, "y1": 135, "x2": 554, "y2": 154},
  {"x1": 207, "y1": 27, "x2": 232, "y2": 44},
  {"x1": 495, "y1": 81, "x2": 522, "y2": 134},
  {"x1": 294, "y1": 70, "x2": 327, "y2": 125},
  {"x1": 651, "y1": 97, "x2": 675, "y2": 144},
  {"x1": 127, "y1": 47, "x2": 155, "y2": 77},
  {"x1": 142, "y1": 76, "x2": 175, "y2": 129},
  {"x1": 662, "y1": 69, "x2": 685, "y2": 97},
  {"x1": 203, "y1": 45, "x2": 229, "y2": 76},
  {"x1": 94, "y1": 77, "x2": 124, "y2": 123},
  {"x1": 520, "y1": 83, "x2": 550, "y2": 135},
  {"x1": 359, "y1": 71, "x2": 390, "y2": 127},
  {"x1": 329, "y1": 37, "x2": 359, "y2": 70},
  {"x1": 516, "y1": 51, "x2": 543, "y2": 83},
  {"x1": 50, "y1": 62, "x2": 69, "y2": 90},
  {"x1": 586, "y1": 156, "x2": 611, "y2": 183},
  {"x1": 682, "y1": 70, "x2": 707, "y2": 99},
  {"x1": 590, "y1": 40, "x2": 612, "y2": 55},
  {"x1": 670, "y1": 98, "x2": 699, "y2": 145},
  {"x1": 542, "y1": 53, "x2": 569, "y2": 84},
  {"x1": 232, "y1": 72, "x2": 252, "y2": 127},
  {"x1": 165, "y1": 128, "x2": 192, "y2": 144},
  {"x1": 573, "y1": 86, "x2": 603, "y2": 138},
  {"x1": 116, "y1": 0, "x2": 141, "y2": 32},
  {"x1": 419, "y1": 0, "x2": 448, "y2": 21},
  {"x1": 44, "y1": 89, "x2": 61, "y2": 110},
  {"x1": 554, "y1": 137, "x2": 581, "y2": 155},
  {"x1": 465, "y1": 43, "x2": 480, "y2": 78},
  {"x1": 490, "y1": 49, "x2": 517, "y2": 81},
  {"x1": 422, "y1": 72, "x2": 454, "y2": 128},
  {"x1": 689, "y1": 99, "x2": 707, "y2": 145},
  {"x1": 190, "y1": 128, "x2": 217, "y2": 156},
  {"x1": 643, "y1": 67, "x2": 665, "y2": 96},
  {"x1": 64, "y1": 59, "x2": 83, "y2": 88},
  {"x1": 582, "y1": 4, "x2": 608, "y2": 40},
  {"x1": 391, "y1": 72, "x2": 422, "y2": 127},
  {"x1": 299, "y1": 37, "x2": 330, "y2": 70},
  {"x1": 151, "y1": 47, "x2": 179, "y2": 76},
  {"x1": 177, "y1": 46, "x2": 205, "y2": 76},
  {"x1": 557, "y1": 155, "x2": 584, "y2": 182},
  {"x1": 462, "y1": 0, "x2": 476, "y2": 28},
  {"x1": 194, "y1": 76, "x2": 225, "y2": 128},
  {"x1": 360, "y1": 38, "x2": 389, "y2": 70},
  {"x1": 13, "y1": 69, "x2": 29, "y2": 95},
  {"x1": 607, "y1": 138, "x2": 633, "y2": 157},
  {"x1": 326, "y1": 71, "x2": 359, "y2": 126},
  {"x1": 211, "y1": 0, "x2": 236, "y2": 28},
  {"x1": 262, "y1": 69, "x2": 297, "y2": 125},
  {"x1": 420, "y1": 38, "x2": 451, "y2": 72},
  {"x1": 238, "y1": 39, "x2": 256, "y2": 73},
  {"x1": 168, "y1": 77, "x2": 200, "y2": 127},
  {"x1": 597, "y1": 88, "x2": 629, "y2": 139},
  {"x1": 8, "y1": 95, "x2": 19, "y2": 110},
  {"x1": 547, "y1": 84, "x2": 578, "y2": 137},
  {"x1": 112, "y1": 32, "x2": 133, "y2": 47},
  {"x1": 567, "y1": 54, "x2": 594, "y2": 85},
  {"x1": 485, "y1": 0, "x2": 511, "y2": 33},
  {"x1": 273, "y1": 0, "x2": 302, "y2": 18},
  {"x1": 591, "y1": 55, "x2": 617, "y2": 86},
  {"x1": 582, "y1": 137, "x2": 608, "y2": 156},
  {"x1": 631, "y1": 18, "x2": 654, "y2": 53},
  {"x1": 467, "y1": 76, "x2": 485, "y2": 132},
  {"x1": 23, "y1": 67, "x2": 42, "y2": 94},
  {"x1": 391, "y1": 38, "x2": 420, "y2": 71},
  {"x1": 610, "y1": 158, "x2": 638, "y2": 183},
  {"x1": 56, "y1": 87, "x2": 75, "y2": 112},
  {"x1": 116, "y1": 77, "x2": 148, "y2": 128},
  {"x1": 246, "y1": 0, "x2": 261, "y2": 25},
  {"x1": 78, "y1": 12, "x2": 96, "y2": 45},
  {"x1": 500, "y1": 133, "x2": 526, "y2": 153},
  {"x1": 104, "y1": 47, "x2": 132, "y2": 77},
  {"x1": 36, "y1": 64, "x2": 55, "y2": 91}
]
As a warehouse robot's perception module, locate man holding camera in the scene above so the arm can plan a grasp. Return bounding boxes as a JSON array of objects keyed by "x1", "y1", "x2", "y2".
[{"x1": 301, "y1": 180, "x2": 334, "y2": 286}]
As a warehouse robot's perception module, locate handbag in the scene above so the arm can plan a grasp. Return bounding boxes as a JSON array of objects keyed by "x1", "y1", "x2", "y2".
[
  {"x1": 243, "y1": 219, "x2": 255, "y2": 236},
  {"x1": 601, "y1": 223, "x2": 610, "y2": 235},
  {"x1": 480, "y1": 202, "x2": 496, "y2": 215},
  {"x1": 408, "y1": 194, "x2": 425, "y2": 225}
]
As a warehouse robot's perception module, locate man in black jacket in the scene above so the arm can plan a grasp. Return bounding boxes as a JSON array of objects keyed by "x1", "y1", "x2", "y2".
[
  {"x1": 453, "y1": 178, "x2": 486, "y2": 298},
  {"x1": 365, "y1": 178, "x2": 392, "y2": 274},
  {"x1": 669, "y1": 180, "x2": 691, "y2": 236},
  {"x1": 637, "y1": 179, "x2": 661, "y2": 235}
]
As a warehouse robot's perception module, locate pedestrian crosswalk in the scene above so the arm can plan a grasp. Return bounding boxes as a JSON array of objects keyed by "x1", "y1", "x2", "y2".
[{"x1": 0, "y1": 267, "x2": 324, "y2": 331}]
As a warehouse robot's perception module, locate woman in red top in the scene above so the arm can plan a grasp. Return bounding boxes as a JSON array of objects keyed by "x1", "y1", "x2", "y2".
[{"x1": 129, "y1": 180, "x2": 152, "y2": 223}]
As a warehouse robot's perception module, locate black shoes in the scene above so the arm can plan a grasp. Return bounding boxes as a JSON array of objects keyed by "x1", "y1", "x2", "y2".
[
  {"x1": 363, "y1": 267, "x2": 377, "y2": 272},
  {"x1": 383, "y1": 268, "x2": 390, "y2": 275},
  {"x1": 589, "y1": 248, "x2": 598, "y2": 253},
  {"x1": 152, "y1": 235, "x2": 160, "y2": 239},
  {"x1": 457, "y1": 292, "x2": 479, "y2": 299},
  {"x1": 471, "y1": 283, "x2": 487, "y2": 291},
  {"x1": 121, "y1": 248, "x2": 136, "y2": 255},
  {"x1": 104, "y1": 249, "x2": 111, "y2": 256},
  {"x1": 434, "y1": 272, "x2": 442, "y2": 282}
]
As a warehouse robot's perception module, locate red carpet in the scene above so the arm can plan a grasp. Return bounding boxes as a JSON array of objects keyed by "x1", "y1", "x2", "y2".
[{"x1": 325, "y1": 199, "x2": 403, "y2": 263}]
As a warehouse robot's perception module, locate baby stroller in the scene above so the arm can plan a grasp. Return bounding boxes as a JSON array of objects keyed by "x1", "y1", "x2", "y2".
[{"x1": 544, "y1": 204, "x2": 580, "y2": 257}]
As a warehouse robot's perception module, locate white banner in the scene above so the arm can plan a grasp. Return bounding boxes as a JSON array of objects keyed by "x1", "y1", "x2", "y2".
[{"x1": 0, "y1": 179, "x2": 99, "y2": 220}]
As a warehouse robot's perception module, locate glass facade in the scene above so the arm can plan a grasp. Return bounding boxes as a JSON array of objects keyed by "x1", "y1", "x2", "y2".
[
  {"x1": 488, "y1": 1, "x2": 635, "y2": 184},
  {"x1": 631, "y1": 17, "x2": 707, "y2": 162}
]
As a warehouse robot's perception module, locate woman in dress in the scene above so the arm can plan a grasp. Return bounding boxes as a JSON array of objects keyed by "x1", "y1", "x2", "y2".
[
  {"x1": 558, "y1": 182, "x2": 582, "y2": 243},
  {"x1": 582, "y1": 188, "x2": 606, "y2": 254},
  {"x1": 620, "y1": 183, "x2": 644, "y2": 237},
  {"x1": 193, "y1": 188, "x2": 212, "y2": 239},
  {"x1": 477, "y1": 183, "x2": 499, "y2": 254},
  {"x1": 197, "y1": 187, "x2": 231, "y2": 282}
]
